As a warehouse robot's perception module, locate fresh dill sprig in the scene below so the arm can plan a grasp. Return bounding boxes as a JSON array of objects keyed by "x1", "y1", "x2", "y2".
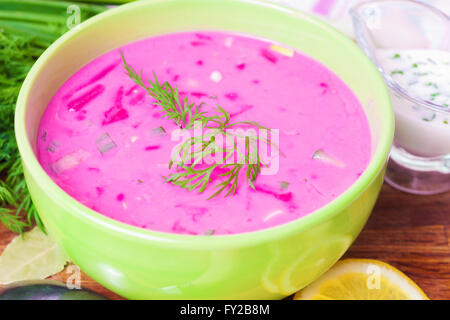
[
  {"x1": 0, "y1": 209, "x2": 29, "y2": 234},
  {"x1": 121, "y1": 52, "x2": 205, "y2": 129},
  {"x1": 0, "y1": 1, "x2": 106, "y2": 233},
  {"x1": 121, "y1": 54, "x2": 277, "y2": 198}
]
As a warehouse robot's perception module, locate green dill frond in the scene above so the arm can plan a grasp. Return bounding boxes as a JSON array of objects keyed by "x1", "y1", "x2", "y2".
[
  {"x1": 0, "y1": 208, "x2": 29, "y2": 234},
  {"x1": 121, "y1": 55, "x2": 279, "y2": 199}
]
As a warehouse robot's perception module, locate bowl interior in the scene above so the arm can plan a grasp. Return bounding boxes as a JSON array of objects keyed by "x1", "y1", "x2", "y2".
[{"x1": 16, "y1": 0, "x2": 393, "y2": 244}]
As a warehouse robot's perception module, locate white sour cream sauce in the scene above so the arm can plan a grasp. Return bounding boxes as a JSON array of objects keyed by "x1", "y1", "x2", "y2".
[{"x1": 376, "y1": 49, "x2": 450, "y2": 157}]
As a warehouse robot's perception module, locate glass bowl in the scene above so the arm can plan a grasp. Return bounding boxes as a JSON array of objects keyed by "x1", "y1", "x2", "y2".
[{"x1": 351, "y1": 0, "x2": 450, "y2": 195}]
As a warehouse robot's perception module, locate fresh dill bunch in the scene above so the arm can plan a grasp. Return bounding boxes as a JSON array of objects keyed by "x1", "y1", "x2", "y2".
[
  {"x1": 0, "y1": 28, "x2": 56, "y2": 234},
  {"x1": 0, "y1": 207, "x2": 29, "y2": 234},
  {"x1": 0, "y1": 130, "x2": 43, "y2": 233}
]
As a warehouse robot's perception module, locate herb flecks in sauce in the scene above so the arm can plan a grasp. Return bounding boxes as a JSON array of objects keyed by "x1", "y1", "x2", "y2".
[
  {"x1": 312, "y1": 149, "x2": 346, "y2": 168},
  {"x1": 378, "y1": 49, "x2": 450, "y2": 126},
  {"x1": 381, "y1": 49, "x2": 450, "y2": 108},
  {"x1": 391, "y1": 70, "x2": 404, "y2": 75},
  {"x1": 377, "y1": 48, "x2": 450, "y2": 157}
]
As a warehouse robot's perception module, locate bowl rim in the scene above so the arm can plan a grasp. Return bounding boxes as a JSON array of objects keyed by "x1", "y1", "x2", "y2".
[{"x1": 15, "y1": 0, "x2": 394, "y2": 249}]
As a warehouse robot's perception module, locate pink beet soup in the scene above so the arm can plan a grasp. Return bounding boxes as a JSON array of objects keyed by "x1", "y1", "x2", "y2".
[{"x1": 37, "y1": 32, "x2": 371, "y2": 235}]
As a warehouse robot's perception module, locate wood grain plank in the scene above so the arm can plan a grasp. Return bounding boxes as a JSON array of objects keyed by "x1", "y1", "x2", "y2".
[
  {"x1": 362, "y1": 186, "x2": 450, "y2": 229},
  {"x1": 348, "y1": 225, "x2": 448, "y2": 253},
  {"x1": 346, "y1": 184, "x2": 450, "y2": 300},
  {"x1": 445, "y1": 225, "x2": 450, "y2": 248}
]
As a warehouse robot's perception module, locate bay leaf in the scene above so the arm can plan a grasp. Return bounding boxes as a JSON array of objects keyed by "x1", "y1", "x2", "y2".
[{"x1": 0, "y1": 227, "x2": 69, "y2": 284}]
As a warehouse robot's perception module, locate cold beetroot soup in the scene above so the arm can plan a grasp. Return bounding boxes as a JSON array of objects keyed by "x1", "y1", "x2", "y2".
[{"x1": 37, "y1": 31, "x2": 371, "y2": 236}]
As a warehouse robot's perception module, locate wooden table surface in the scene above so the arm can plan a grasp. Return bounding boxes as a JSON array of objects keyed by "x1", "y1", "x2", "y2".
[{"x1": 1, "y1": 183, "x2": 449, "y2": 300}]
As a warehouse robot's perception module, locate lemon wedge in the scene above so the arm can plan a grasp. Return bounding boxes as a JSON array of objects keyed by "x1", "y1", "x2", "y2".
[{"x1": 294, "y1": 259, "x2": 428, "y2": 300}]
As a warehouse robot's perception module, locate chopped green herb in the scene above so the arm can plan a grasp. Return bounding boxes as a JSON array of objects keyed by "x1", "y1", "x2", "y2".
[
  {"x1": 430, "y1": 92, "x2": 441, "y2": 101},
  {"x1": 0, "y1": 0, "x2": 107, "y2": 233},
  {"x1": 312, "y1": 149, "x2": 345, "y2": 168},
  {"x1": 46, "y1": 141, "x2": 60, "y2": 153},
  {"x1": 151, "y1": 126, "x2": 167, "y2": 136},
  {"x1": 422, "y1": 113, "x2": 436, "y2": 122},
  {"x1": 96, "y1": 133, "x2": 116, "y2": 155},
  {"x1": 391, "y1": 70, "x2": 404, "y2": 75},
  {"x1": 280, "y1": 181, "x2": 290, "y2": 189},
  {"x1": 393, "y1": 53, "x2": 401, "y2": 59},
  {"x1": 444, "y1": 120, "x2": 448, "y2": 125},
  {"x1": 412, "y1": 63, "x2": 418, "y2": 68}
]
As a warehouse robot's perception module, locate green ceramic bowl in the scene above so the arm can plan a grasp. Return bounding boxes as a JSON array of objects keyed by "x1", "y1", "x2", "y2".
[{"x1": 15, "y1": 0, "x2": 393, "y2": 299}]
